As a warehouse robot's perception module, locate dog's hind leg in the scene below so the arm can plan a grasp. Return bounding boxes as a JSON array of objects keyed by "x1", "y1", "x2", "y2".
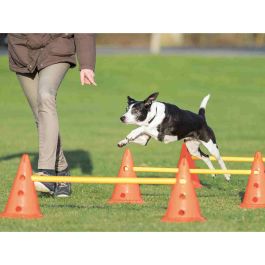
[
  {"x1": 185, "y1": 140, "x2": 216, "y2": 178},
  {"x1": 201, "y1": 140, "x2": 231, "y2": 181}
]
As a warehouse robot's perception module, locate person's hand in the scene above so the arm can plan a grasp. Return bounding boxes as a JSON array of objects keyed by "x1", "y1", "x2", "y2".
[{"x1": 80, "y1": 69, "x2": 97, "y2": 86}]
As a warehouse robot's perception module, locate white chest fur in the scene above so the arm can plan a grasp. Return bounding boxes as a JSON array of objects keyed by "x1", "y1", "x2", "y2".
[{"x1": 163, "y1": 135, "x2": 179, "y2": 144}]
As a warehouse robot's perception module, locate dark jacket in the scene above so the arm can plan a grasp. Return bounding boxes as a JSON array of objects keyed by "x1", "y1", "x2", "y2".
[{"x1": 8, "y1": 33, "x2": 96, "y2": 74}]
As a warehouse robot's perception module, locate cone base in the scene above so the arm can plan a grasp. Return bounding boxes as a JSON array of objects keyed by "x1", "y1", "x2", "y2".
[
  {"x1": 0, "y1": 212, "x2": 43, "y2": 219},
  {"x1": 240, "y1": 203, "x2": 265, "y2": 209},
  {"x1": 161, "y1": 215, "x2": 206, "y2": 223},
  {"x1": 193, "y1": 182, "x2": 203, "y2": 189},
  {"x1": 108, "y1": 198, "x2": 144, "y2": 204}
]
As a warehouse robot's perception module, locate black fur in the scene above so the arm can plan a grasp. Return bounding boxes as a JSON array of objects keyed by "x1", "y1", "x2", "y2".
[
  {"x1": 131, "y1": 102, "x2": 150, "y2": 122},
  {"x1": 127, "y1": 96, "x2": 136, "y2": 105},
  {"x1": 118, "y1": 93, "x2": 231, "y2": 181},
  {"x1": 198, "y1": 148, "x2": 209, "y2": 157},
  {"x1": 122, "y1": 93, "x2": 216, "y2": 146},
  {"x1": 157, "y1": 102, "x2": 216, "y2": 143},
  {"x1": 124, "y1": 93, "x2": 159, "y2": 122}
]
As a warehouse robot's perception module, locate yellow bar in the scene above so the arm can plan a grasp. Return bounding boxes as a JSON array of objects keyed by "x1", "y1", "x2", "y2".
[
  {"x1": 31, "y1": 175, "x2": 177, "y2": 185},
  {"x1": 192, "y1": 156, "x2": 265, "y2": 162},
  {"x1": 133, "y1": 167, "x2": 257, "y2": 175},
  {"x1": 32, "y1": 167, "x2": 259, "y2": 184}
]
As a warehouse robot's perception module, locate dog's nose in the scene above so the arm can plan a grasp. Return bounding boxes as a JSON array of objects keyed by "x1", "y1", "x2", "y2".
[{"x1": 120, "y1": 116, "x2": 126, "y2": 122}]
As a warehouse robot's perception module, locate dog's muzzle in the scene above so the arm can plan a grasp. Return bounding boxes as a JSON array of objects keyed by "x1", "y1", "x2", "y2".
[{"x1": 120, "y1": 116, "x2": 126, "y2": 123}]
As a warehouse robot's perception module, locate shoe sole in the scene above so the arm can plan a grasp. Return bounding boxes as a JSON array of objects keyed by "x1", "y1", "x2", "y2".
[
  {"x1": 34, "y1": 182, "x2": 54, "y2": 194},
  {"x1": 55, "y1": 194, "x2": 70, "y2": 198}
]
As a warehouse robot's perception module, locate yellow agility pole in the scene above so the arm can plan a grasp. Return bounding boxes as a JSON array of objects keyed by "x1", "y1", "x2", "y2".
[
  {"x1": 192, "y1": 156, "x2": 265, "y2": 162},
  {"x1": 133, "y1": 167, "x2": 258, "y2": 175},
  {"x1": 32, "y1": 167, "x2": 259, "y2": 184},
  {"x1": 32, "y1": 175, "x2": 178, "y2": 185}
]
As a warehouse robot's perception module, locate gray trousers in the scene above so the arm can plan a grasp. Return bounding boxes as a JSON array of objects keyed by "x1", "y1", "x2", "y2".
[{"x1": 16, "y1": 63, "x2": 70, "y2": 171}]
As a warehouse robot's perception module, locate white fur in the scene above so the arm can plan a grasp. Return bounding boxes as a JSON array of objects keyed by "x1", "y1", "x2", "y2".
[
  {"x1": 122, "y1": 102, "x2": 166, "y2": 126},
  {"x1": 201, "y1": 139, "x2": 231, "y2": 181},
  {"x1": 163, "y1": 135, "x2": 178, "y2": 144},
  {"x1": 118, "y1": 96, "x2": 230, "y2": 181},
  {"x1": 118, "y1": 102, "x2": 165, "y2": 147},
  {"x1": 200, "y1": 94, "x2": 210, "y2": 109},
  {"x1": 137, "y1": 102, "x2": 166, "y2": 126},
  {"x1": 122, "y1": 104, "x2": 136, "y2": 124},
  {"x1": 185, "y1": 140, "x2": 216, "y2": 177},
  {"x1": 131, "y1": 134, "x2": 150, "y2": 145}
]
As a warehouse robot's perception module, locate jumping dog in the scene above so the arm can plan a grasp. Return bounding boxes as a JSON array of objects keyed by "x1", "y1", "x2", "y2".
[{"x1": 117, "y1": 92, "x2": 230, "y2": 181}]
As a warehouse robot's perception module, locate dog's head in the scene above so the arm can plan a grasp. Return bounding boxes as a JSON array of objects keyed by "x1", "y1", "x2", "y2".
[{"x1": 120, "y1": 92, "x2": 159, "y2": 125}]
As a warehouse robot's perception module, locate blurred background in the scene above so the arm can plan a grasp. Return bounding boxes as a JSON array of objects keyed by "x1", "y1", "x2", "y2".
[{"x1": 2, "y1": 33, "x2": 265, "y2": 55}]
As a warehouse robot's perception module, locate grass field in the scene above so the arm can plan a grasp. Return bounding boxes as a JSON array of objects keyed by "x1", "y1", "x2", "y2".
[{"x1": 0, "y1": 54, "x2": 265, "y2": 231}]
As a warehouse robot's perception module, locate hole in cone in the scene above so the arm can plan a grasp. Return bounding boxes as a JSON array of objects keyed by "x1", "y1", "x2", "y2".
[
  {"x1": 120, "y1": 193, "x2": 126, "y2": 198},
  {"x1": 19, "y1": 175, "x2": 26, "y2": 181},
  {"x1": 123, "y1": 166, "x2": 129, "y2": 172},
  {"x1": 179, "y1": 193, "x2": 186, "y2": 199},
  {"x1": 179, "y1": 179, "x2": 186, "y2": 184},
  {"x1": 254, "y1": 183, "x2": 259, "y2": 188},
  {"x1": 18, "y1": 190, "x2": 24, "y2": 196},
  {"x1": 178, "y1": 210, "x2": 185, "y2": 216},
  {"x1": 16, "y1": 206, "x2": 22, "y2": 212},
  {"x1": 252, "y1": 197, "x2": 258, "y2": 203}
]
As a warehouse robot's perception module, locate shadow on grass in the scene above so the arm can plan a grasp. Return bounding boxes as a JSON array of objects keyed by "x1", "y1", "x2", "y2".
[
  {"x1": 199, "y1": 181, "x2": 213, "y2": 189},
  {"x1": 43, "y1": 203, "x2": 149, "y2": 210},
  {"x1": 0, "y1": 149, "x2": 93, "y2": 174},
  {"x1": 43, "y1": 204, "x2": 106, "y2": 209},
  {"x1": 239, "y1": 191, "x2": 245, "y2": 202}
]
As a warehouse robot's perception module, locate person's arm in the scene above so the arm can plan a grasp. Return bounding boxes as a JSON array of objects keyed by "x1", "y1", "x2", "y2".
[{"x1": 74, "y1": 33, "x2": 96, "y2": 86}]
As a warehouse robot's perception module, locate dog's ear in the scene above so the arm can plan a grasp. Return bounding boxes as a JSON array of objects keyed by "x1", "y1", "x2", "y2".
[
  {"x1": 127, "y1": 96, "x2": 136, "y2": 105},
  {"x1": 144, "y1": 92, "x2": 159, "y2": 107}
]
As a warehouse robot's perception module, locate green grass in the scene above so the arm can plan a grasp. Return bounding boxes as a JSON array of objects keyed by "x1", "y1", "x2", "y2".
[{"x1": 0, "y1": 54, "x2": 265, "y2": 231}]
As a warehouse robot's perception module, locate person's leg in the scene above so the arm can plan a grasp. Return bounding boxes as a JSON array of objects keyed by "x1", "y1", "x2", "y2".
[
  {"x1": 16, "y1": 65, "x2": 71, "y2": 196},
  {"x1": 16, "y1": 71, "x2": 68, "y2": 173},
  {"x1": 37, "y1": 63, "x2": 72, "y2": 197},
  {"x1": 55, "y1": 135, "x2": 69, "y2": 172},
  {"x1": 16, "y1": 71, "x2": 39, "y2": 124},
  {"x1": 37, "y1": 63, "x2": 70, "y2": 172},
  {"x1": 16, "y1": 72, "x2": 57, "y2": 193}
]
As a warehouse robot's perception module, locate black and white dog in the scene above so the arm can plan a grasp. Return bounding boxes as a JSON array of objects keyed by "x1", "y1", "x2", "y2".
[{"x1": 117, "y1": 92, "x2": 230, "y2": 181}]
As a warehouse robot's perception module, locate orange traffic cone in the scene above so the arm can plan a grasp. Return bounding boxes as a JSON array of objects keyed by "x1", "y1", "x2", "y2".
[
  {"x1": 178, "y1": 143, "x2": 202, "y2": 188},
  {"x1": 108, "y1": 148, "x2": 144, "y2": 204},
  {"x1": 0, "y1": 154, "x2": 43, "y2": 219},
  {"x1": 162, "y1": 157, "x2": 206, "y2": 222},
  {"x1": 240, "y1": 152, "x2": 265, "y2": 208}
]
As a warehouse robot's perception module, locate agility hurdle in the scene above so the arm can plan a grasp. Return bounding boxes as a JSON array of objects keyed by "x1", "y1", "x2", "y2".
[
  {"x1": 192, "y1": 156, "x2": 265, "y2": 162},
  {"x1": 133, "y1": 167, "x2": 256, "y2": 175},
  {"x1": 32, "y1": 167, "x2": 259, "y2": 184},
  {"x1": 32, "y1": 176, "x2": 179, "y2": 184}
]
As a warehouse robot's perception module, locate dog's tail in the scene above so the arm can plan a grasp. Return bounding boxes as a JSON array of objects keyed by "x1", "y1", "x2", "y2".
[{"x1": 198, "y1": 94, "x2": 210, "y2": 120}]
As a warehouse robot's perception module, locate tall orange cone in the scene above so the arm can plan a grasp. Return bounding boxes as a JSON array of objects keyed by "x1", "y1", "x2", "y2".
[
  {"x1": 108, "y1": 148, "x2": 144, "y2": 204},
  {"x1": 162, "y1": 157, "x2": 206, "y2": 222},
  {"x1": 178, "y1": 144, "x2": 202, "y2": 188},
  {"x1": 240, "y1": 152, "x2": 265, "y2": 208},
  {"x1": 0, "y1": 154, "x2": 43, "y2": 219}
]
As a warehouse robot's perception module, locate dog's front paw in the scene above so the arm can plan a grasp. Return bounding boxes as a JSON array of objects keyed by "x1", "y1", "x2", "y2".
[
  {"x1": 225, "y1": 174, "x2": 231, "y2": 182},
  {"x1": 117, "y1": 139, "x2": 128, "y2": 148}
]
